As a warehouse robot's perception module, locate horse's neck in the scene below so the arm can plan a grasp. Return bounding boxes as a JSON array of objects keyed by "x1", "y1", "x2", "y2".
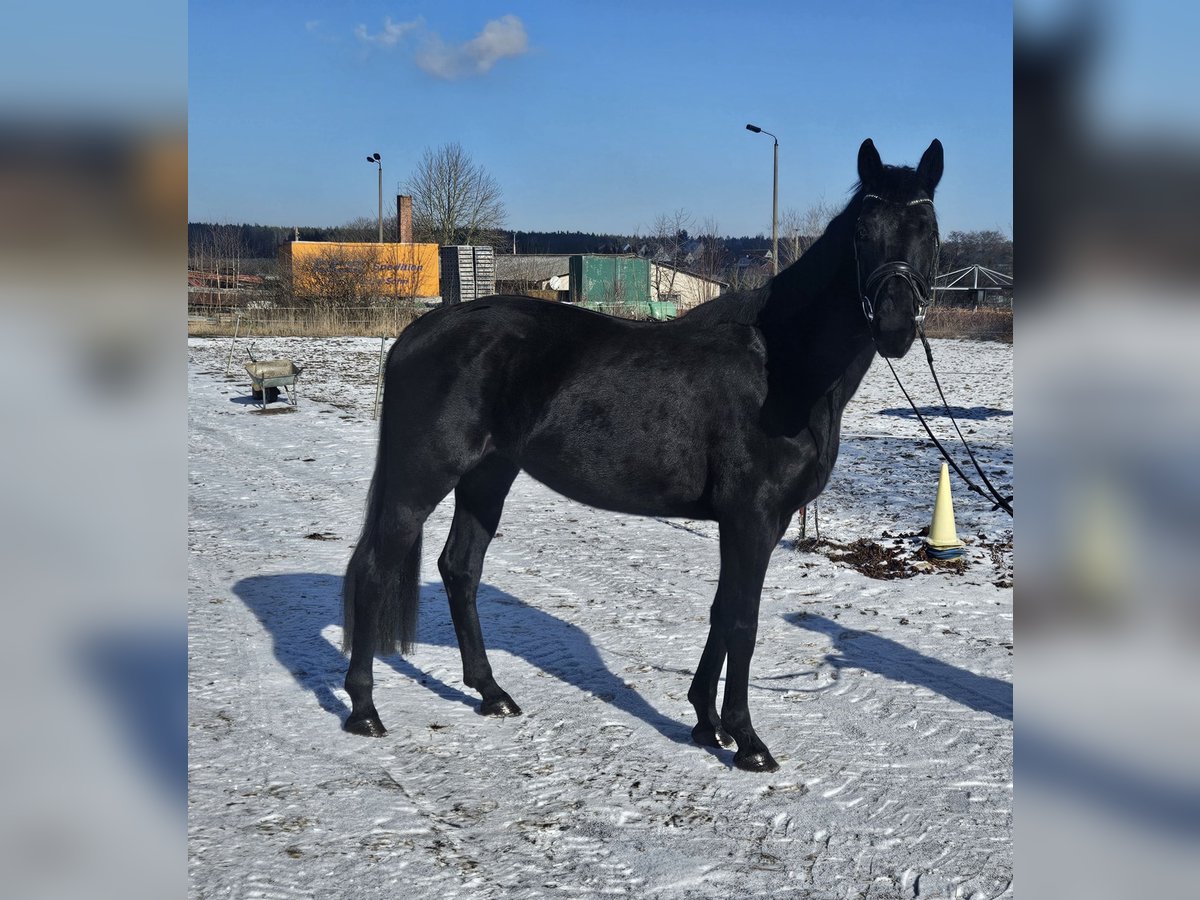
[
  {"x1": 793, "y1": 297, "x2": 876, "y2": 425},
  {"x1": 755, "y1": 218, "x2": 877, "y2": 435}
]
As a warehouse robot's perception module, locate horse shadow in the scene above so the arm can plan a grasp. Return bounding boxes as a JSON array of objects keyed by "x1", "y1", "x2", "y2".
[
  {"x1": 784, "y1": 612, "x2": 1012, "y2": 720},
  {"x1": 80, "y1": 627, "x2": 187, "y2": 803},
  {"x1": 231, "y1": 573, "x2": 693, "y2": 746},
  {"x1": 876, "y1": 405, "x2": 1012, "y2": 420}
]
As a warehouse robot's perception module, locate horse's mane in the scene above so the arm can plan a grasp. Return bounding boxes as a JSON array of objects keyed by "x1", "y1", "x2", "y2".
[{"x1": 681, "y1": 164, "x2": 925, "y2": 328}]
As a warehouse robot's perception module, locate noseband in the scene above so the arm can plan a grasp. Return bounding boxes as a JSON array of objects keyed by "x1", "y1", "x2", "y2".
[
  {"x1": 855, "y1": 194, "x2": 938, "y2": 325},
  {"x1": 860, "y1": 260, "x2": 933, "y2": 325}
]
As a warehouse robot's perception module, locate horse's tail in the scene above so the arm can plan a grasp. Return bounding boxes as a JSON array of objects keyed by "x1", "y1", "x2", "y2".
[{"x1": 342, "y1": 399, "x2": 424, "y2": 658}]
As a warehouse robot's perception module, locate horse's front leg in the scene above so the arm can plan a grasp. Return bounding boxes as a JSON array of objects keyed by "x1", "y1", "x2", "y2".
[{"x1": 711, "y1": 515, "x2": 782, "y2": 772}]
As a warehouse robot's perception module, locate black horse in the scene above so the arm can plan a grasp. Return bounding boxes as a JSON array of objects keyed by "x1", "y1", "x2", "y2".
[{"x1": 342, "y1": 138, "x2": 943, "y2": 772}]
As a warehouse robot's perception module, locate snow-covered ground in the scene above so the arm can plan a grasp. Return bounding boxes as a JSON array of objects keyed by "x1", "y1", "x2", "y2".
[{"x1": 188, "y1": 331, "x2": 1012, "y2": 899}]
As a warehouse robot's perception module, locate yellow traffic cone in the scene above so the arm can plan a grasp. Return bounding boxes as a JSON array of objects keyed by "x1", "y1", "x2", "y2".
[{"x1": 927, "y1": 462, "x2": 965, "y2": 558}]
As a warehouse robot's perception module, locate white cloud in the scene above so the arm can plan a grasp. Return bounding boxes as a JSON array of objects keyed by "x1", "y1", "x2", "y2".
[
  {"x1": 415, "y1": 15, "x2": 529, "y2": 80},
  {"x1": 354, "y1": 16, "x2": 422, "y2": 48},
  {"x1": 348, "y1": 14, "x2": 528, "y2": 80}
]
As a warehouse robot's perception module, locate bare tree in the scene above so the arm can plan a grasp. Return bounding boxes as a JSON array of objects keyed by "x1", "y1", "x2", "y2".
[
  {"x1": 405, "y1": 142, "x2": 506, "y2": 246},
  {"x1": 262, "y1": 254, "x2": 295, "y2": 309},
  {"x1": 940, "y1": 229, "x2": 1012, "y2": 275},
  {"x1": 191, "y1": 224, "x2": 247, "y2": 310},
  {"x1": 778, "y1": 199, "x2": 837, "y2": 269},
  {"x1": 690, "y1": 216, "x2": 728, "y2": 304},
  {"x1": 189, "y1": 228, "x2": 210, "y2": 273},
  {"x1": 392, "y1": 242, "x2": 431, "y2": 305},
  {"x1": 328, "y1": 216, "x2": 380, "y2": 243},
  {"x1": 648, "y1": 208, "x2": 692, "y2": 302},
  {"x1": 725, "y1": 258, "x2": 771, "y2": 292},
  {"x1": 293, "y1": 244, "x2": 385, "y2": 310}
]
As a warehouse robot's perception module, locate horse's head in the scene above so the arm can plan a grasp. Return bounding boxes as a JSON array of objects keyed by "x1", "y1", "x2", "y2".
[{"x1": 853, "y1": 138, "x2": 943, "y2": 358}]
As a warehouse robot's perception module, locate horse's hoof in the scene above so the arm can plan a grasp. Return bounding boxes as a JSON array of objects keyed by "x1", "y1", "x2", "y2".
[
  {"x1": 480, "y1": 696, "x2": 522, "y2": 717},
  {"x1": 692, "y1": 724, "x2": 735, "y2": 749},
  {"x1": 344, "y1": 712, "x2": 387, "y2": 737},
  {"x1": 734, "y1": 750, "x2": 780, "y2": 773}
]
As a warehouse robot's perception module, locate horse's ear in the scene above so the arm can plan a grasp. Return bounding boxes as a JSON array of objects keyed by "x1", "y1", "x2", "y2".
[
  {"x1": 917, "y1": 139, "x2": 944, "y2": 194},
  {"x1": 857, "y1": 139, "x2": 883, "y2": 185}
]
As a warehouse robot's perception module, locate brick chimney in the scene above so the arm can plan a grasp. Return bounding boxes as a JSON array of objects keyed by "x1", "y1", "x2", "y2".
[{"x1": 397, "y1": 195, "x2": 413, "y2": 243}]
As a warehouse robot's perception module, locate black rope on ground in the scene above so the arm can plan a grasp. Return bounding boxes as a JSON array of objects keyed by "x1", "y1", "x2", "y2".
[
  {"x1": 917, "y1": 329, "x2": 1012, "y2": 515},
  {"x1": 882, "y1": 350, "x2": 1013, "y2": 517}
]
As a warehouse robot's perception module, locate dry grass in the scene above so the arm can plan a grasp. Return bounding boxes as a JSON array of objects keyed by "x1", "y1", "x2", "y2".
[
  {"x1": 188, "y1": 302, "x2": 1014, "y2": 342},
  {"x1": 922, "y1": 307, "x2": 1012, "y2": 343},
  {"x1": 188, "y1": 305, "x2": 422, "y2": 338}
]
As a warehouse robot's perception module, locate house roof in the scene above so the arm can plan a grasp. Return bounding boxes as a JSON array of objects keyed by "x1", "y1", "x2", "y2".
[
  {"x1": 935, "y1": 265, "x2": 1013, "y2": 291},
  {"x1": 649, "y1": 260, "x2": 728, "y2": 288},
  {"x1": 494, "y1": 254, "x2": 571, "y2": 282}
]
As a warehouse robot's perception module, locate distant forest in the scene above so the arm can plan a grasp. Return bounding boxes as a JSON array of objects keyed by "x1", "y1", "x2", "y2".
[
  {"x1": 188, "y1": 222, "x2": 1013, "y2": 276},
  {"x1": 188, "y1": 222, "x2": 783, "y2": 260}
]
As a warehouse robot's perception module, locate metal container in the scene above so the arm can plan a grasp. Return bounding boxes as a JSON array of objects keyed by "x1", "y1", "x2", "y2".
[
  {"x1": 569, "y1": 255, "x2": 651, "y2": 309},
  {"x1": 439, "y1": 245, "x2": 497, "y2": 305}
]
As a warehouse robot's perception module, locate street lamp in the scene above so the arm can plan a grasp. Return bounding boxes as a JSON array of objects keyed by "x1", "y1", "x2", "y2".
[
  {"x1": 745, "y1": 124, "x2": 778, "y2": 276},
  {"x1": 366, "y1": 152, "x2": 382, "y2": 242}
]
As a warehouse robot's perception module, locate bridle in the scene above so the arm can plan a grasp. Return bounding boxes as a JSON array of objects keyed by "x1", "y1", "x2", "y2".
[{"x1": 854, "y1": 194, "x2": 939, "y2": 326}]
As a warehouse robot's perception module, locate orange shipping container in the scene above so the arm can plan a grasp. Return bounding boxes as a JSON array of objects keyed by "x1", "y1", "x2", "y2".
[{"x1": 279, "y1": 241, "x2": 441, "y2": 299}]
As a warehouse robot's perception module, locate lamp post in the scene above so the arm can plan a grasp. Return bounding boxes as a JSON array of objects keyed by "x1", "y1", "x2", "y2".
[
  {"x1": 745, "y1": 124, "x2": 778, "y2": 276},
  {"x1": 366, "y1": 152, "x2": 382, "y2": 242}
]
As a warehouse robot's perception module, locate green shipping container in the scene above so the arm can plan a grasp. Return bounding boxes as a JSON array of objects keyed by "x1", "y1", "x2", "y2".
[{"x1": 569, "y1": 255, "x2": 651, "y2": 309}]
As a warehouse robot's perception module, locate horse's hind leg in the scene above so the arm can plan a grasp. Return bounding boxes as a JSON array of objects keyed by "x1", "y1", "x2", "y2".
[
  {"x1": 343, "y1": 506, "x2": 426, "y2": 737},
  {"x1": 688, "y1": 628, "x2": 733, "y2": 749},
  {"x1": 438, "y1": 454, "x2": 522, "y2": 717}
]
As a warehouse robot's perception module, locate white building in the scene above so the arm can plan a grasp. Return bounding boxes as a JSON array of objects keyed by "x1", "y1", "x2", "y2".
[{"x1": 649, "y1": 261, "x2": 727, "y2": 311}]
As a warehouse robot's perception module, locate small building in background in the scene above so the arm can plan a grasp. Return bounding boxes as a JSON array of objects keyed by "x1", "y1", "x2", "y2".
[
  {"x1": 570, "y1": 254, "x2": 652, "y2": 310},
  {"x1": 275, "y1": 194, "x2": 440, "y2": 302},
  {"x1": 494, "y1": 254, "x2": 572, "y2": 300},
  {"x1": 494, "y1": 253, "x2": 725, "y2": 319},
  {"x1": 649, "y1": 261, "x2": 727, "y2": 311},
  {"x1": 278, "y1": 240, "x2": 441, "y2": 301}
]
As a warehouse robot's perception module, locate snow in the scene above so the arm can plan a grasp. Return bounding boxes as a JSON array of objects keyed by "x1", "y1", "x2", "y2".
[{"x1": 189, "y1": 332, "x2": 1012, "y2": 899}]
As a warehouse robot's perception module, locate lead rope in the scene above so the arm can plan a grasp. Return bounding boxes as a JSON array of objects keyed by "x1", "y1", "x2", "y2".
[
  {"x1": 881, "y1": 333, "x2": 1013, "y2": 516},
  {"x1": 917, "y1": 327, "x2": 1013, "y2": 515}
]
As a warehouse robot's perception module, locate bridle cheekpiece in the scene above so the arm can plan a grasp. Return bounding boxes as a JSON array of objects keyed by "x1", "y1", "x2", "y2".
[{"x1": 854, "y1": 194, "x2": 939, "y2": 326}]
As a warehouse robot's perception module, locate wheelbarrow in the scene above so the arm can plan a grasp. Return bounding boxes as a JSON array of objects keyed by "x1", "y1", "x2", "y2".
[{"x1": 245, "y1": 359, "x2": 301, "y2": 409}]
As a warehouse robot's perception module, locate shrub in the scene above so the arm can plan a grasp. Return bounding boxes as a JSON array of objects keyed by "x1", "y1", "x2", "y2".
[{"x1": 922, "y1": 307, "x2": 1012, "y2": 343}]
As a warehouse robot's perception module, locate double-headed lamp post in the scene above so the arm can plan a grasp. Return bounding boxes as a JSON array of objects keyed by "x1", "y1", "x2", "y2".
[
  {"x1": 745, "y1": 124, "x2": 778, "y2": 276},
  {"x1": 366, "y1": 152, "x2": 382, "y2": 242}
]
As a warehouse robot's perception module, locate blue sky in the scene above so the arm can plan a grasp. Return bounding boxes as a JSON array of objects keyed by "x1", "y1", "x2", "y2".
[{"x1": 189, "y1": 2, "x2": 1012, "y2": 237}]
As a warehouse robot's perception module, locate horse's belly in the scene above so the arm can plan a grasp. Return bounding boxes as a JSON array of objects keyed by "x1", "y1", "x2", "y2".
[
  {"x1": 519, "y1": 438, "x2": 711, "y2": 519},
  {"x1": 506, "y1": 351, "x2": 746, "y2": 519}
]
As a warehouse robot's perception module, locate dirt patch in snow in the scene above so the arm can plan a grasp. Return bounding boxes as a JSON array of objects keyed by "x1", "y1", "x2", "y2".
[
  {"x1": 801, "y1": 537, "x2": 921, "y2": 579},
  {"x1": 795, "y1": 530, "x2": 978, "y2": 580},
  {"x1": 303, "y1": 531, "x2": 340, "y2": 541}
]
